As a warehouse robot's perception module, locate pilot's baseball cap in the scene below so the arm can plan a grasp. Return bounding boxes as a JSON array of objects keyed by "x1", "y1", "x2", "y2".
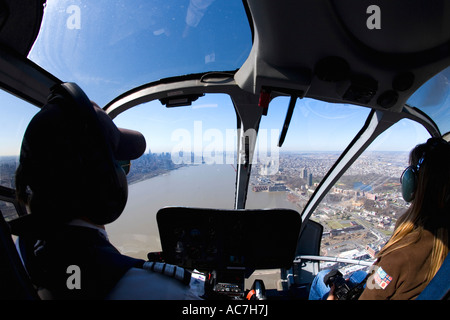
[
  {"x1": 20, "y1": 84, "x2": 146, "y2": 165},
  {"x1": 91, "y1": 101, "x2": 146, "y2": 161}
]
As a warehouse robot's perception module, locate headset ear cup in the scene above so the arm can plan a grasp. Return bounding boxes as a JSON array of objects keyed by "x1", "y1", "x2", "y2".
[
  {"x1": 88, "y1": 162, "x2": 128, "y2": 225},
  {"x1": 105, "y1": 162, "x2": 129, "y2": 225},
  {"x1": 401, "y1": 167, "x2": 417, "y2": 202}
]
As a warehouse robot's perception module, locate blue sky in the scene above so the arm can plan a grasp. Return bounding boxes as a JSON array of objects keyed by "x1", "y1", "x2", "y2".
[
  {"x1": 90, "y1": 93, "x2": 431, "y2": 155},
  {"x1": 0, "y1": 0, "x2": 435, "y2": 157}
]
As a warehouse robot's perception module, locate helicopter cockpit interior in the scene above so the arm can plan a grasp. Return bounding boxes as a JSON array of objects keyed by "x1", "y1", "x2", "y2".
[{"x1": 0, "y1": 0, "x2": 450, "y2": 302}]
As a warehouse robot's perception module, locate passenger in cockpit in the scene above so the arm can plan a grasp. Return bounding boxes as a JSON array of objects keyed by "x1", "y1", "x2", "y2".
[
  {"x1": 311, "y1": 138, "x2": 450, "y2": 300},
  {"x1": 14, "y1": 84, "x2": 201, "y2": 300}
]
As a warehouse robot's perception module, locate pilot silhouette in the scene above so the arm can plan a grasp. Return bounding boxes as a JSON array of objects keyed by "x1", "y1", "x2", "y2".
[{"x1": 14, "y1": 83, "x2": 201, "y2": 299}]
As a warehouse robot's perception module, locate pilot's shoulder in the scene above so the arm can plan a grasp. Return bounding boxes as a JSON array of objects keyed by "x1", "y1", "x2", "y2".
[{"x1": 106, "y1": 267, "x2": 198, "y2": 300}]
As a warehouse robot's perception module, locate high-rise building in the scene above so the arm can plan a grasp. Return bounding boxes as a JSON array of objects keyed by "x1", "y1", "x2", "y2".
[{"x1": 301, "y1": 167, "x2": 308, "y2": 179}]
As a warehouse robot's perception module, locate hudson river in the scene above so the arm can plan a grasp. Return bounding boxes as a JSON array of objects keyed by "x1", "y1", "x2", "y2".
[{"x1": 107, "y1": 163, "x2": 299, "y2": 260}]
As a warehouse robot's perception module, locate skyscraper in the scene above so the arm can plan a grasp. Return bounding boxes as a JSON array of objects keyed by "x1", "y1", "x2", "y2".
[{"x1": 301, "y1": 167, "x2": 308, "y2": 179}]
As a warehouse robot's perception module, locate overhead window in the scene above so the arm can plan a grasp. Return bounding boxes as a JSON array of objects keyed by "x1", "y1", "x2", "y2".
[{"x1": 407, "y1": 67, "x2": 450, "y2": 136}]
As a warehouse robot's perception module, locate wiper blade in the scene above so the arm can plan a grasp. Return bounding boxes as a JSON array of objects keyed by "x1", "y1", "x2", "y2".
[{"x1": 278, "y1": 95, "x2": 297, "y2": 147}]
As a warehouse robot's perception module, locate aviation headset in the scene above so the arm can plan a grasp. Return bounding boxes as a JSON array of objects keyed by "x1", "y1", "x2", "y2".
[
  {"x1": 400, "y1": 138, "x2": 450, "y2": 203},
  {"x1": 400, "y1": 156, "x2": 423, "y2": 203},
  {"x1": 20, "y1": 82, "x2": 143, "y2": 225}
]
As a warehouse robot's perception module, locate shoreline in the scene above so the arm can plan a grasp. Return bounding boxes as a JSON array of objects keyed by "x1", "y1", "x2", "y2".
[{"x1": 126, "y1": 164, "x2": 188, "y2": 185}]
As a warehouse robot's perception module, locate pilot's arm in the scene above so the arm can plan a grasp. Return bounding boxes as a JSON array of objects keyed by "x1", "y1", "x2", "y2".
[{"x1": 358, "y1": 251, "x2": 408, "y2": 300}]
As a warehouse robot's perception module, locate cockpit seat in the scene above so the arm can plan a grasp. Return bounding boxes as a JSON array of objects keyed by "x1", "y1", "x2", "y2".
[
  {"x1": 0, "y1": 211, "x2": 39, "y2": 300},
  {"x1": 416, "y1": 254, "x2": 450, "y2": 300}
]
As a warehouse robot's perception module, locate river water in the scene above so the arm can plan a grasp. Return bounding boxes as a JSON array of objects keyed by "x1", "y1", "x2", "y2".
[{"x1": 107, "y1": 164, "x2": 300, "y2": 260}]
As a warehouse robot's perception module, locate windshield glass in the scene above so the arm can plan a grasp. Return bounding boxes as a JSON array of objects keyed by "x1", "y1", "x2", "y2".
[
  {"x1": 246, "y1": 96, "x2": 430, "y2": 216},
  {"x1": 24, "y1": 0, "x2": 252, "y2": 260},
  {"x1": 245, "y1": 97, "x2": 431, "y2": 281},
  {"x1": 311, "y1": 119, "x2": 430, "y2": 270},
  {"x1": 0, "y1": 91, "x2": 38, "y2": 221},
  {"x1": 407, "y1": 66, "x2": 450, "y2": 135},
  {"x1": 28, "y1": 0, "x2": 252, "y2": 106},
  {"x1": 246, "y1": 97, "x2": 372, "y2": 212},
  {"x1": 106, "y1": 94, "x2": 238, "y2": 258}
]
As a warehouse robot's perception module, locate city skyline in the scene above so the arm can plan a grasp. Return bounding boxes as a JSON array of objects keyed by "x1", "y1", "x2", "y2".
[{"x1": 1, "y1": 133, "x2": 412, "y2": 271}]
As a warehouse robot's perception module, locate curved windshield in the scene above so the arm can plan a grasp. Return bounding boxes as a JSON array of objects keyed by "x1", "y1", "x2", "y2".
[
  {"x1": 246, "y1": 97, "x2": 372, "y2": 212},
  {"x1": 312, "y1": 119, "x2": 430, "y2": 275},
  {"x1": 28, "y1": 0, "x2": 252, "y2": 106},
  {"x1": 245, "y1": 96, "x2": 431, "y2": 281},
  {"x1": 247, "y1": 97, "x2": 432, "y2": 214},
  {"x1": 407, "y1": 66, "x2": 450, "y2": 135},
  {"x1": 243, "y1": 97, "x2": 373, "y2": 288},
  {"x1": 106, "y1": 94, "x2": 238, "y2": 259}
]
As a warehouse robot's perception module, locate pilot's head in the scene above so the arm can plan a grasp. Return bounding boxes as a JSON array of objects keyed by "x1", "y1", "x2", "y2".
[{"x1": 15, "y1": 83, "x2": 146, "y2": 227}]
